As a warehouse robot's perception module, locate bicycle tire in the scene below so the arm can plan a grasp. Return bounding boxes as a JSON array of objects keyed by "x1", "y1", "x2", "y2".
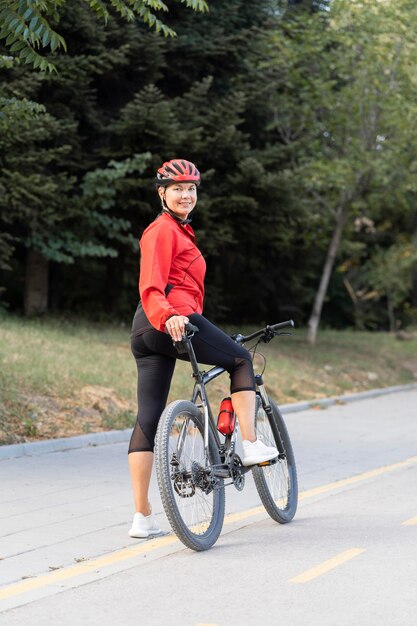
[
  {"x1": 155, "y1": 399, "x2": 225, "y2": 551},
  {"x1": 252, "y1": 396, "x2": 298, "y2": 523}
]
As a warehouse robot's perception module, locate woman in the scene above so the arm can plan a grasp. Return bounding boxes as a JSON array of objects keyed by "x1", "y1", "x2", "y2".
[{"x1": 128, "y1": 158, "x2": 278, "y2": 538}]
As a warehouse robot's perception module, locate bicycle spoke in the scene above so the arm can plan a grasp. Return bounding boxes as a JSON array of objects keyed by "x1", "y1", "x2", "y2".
[
  {"x1": 252, "y1": 400, "x2": 297, "y2": 522},
  {"x1": 255, "y1": 407, "x2": 290, "y2": 508},
  {"x1": 169, "y1": 412, "x2": 215, "y2": 535}
]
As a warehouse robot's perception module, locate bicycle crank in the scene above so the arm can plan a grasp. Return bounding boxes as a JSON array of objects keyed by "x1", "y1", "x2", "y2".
[{"x1": 230, "y1": 455, "x2": 246, "y2": 491}]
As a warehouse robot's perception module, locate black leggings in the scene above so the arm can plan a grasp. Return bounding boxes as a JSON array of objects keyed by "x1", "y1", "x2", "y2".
[{"x1": 128, "y1": 313, "x2": 256, "y2": 453}]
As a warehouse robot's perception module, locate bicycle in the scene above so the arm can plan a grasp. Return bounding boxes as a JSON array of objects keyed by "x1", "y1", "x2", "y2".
[{"x1": 154, "y1": 320, "x2": 298, "y2": 551}]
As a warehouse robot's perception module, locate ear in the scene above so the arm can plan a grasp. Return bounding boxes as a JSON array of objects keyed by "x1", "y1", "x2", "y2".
[{"x1": 157, "y1": 186, "x2": 165, "y2": 201}]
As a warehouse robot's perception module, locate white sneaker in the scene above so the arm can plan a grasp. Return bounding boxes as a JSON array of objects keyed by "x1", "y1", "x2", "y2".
[
  {"x1": 242, "y1": 438, "x2": 279, "y2": 467},
  {"x1": 129, "y1": 511, "x2": 162, "y2": 538}
]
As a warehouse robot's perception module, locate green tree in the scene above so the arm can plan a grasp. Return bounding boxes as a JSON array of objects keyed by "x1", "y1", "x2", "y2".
[
  {"x1": 0, "y1": 91, "x2": 151, "y2": 314},
  {"x1": 96, "y1": 0, "x2": 295, "y2": 322},
  {"x1": 365, "y1": 241, "x2": 417, "y2": 332},
  {"x1": 0, "y1": 94, "x2": 74, "y2": 313},
  {"x1": 0, "y1": 1, "x2": 155, "y2": 313},
  {"x1": 4, "y1": 0, "x2": 416, "y2": 329},
  {"x1": 0, "y1": 0, "x2": 208, "y2": 71},
  {"x1": 0, "y1": 0, "x2": 331, "y2": 321},
  {"x1": 258, "y1": 0, "x2": 417, "y2": 342}
]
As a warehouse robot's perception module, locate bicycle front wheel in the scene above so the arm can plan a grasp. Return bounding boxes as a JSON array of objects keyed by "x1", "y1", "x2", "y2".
[
  {"x1": 252, "y1": 396, "x2": 298, "y2": 523},
  {"x1": 155, "y1": 400, "x2": 225, "y2": 551}
]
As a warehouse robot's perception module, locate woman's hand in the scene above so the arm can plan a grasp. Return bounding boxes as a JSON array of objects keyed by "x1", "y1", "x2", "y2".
[{"x1": 165, "y1": 315, "x2": 189, "y2": 342}]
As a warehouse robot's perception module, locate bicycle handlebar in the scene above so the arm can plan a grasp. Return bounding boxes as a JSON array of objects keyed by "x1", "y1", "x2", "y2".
[
  {"x1": 270, "y1": 319, "x2": 295, "y2": 332},
  {"x1": 174, "y1": 320, "x2": 294, "y2": 353},
  {"x1": 184, "y1": 322, "x2": 200, "y2": 335},
  {"x1": 172, "y1": 322, "x2": 200, "y2": 354},
  {"x1": 237, "y1": 319, "x2": 294, "y2": 344}
]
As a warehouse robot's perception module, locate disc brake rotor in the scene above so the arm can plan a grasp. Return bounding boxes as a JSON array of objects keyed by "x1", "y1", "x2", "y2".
[{"x1": 173, "y1": 471, "x2": 195, "y2": 498}]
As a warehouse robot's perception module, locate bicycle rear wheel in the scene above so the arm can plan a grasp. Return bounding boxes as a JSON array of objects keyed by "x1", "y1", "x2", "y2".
[
  {"x1": 155, "y1": 399, "x2": 225, "y2": 551},
  {"x1": 252, "y1": 396, "x2": 298, "y2": 523}
]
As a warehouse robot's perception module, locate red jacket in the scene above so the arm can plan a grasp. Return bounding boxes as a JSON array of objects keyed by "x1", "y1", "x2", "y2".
[{"x1": 139, "y1": 212, "x2": 206, "y2": 331}]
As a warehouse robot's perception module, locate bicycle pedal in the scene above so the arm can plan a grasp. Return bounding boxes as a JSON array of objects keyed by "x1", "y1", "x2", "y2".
[{"x1": 258, "y1": 457, "x2": 278, "y2": 467}]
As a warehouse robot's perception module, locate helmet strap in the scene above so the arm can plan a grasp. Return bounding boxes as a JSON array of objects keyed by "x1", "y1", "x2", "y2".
[
  {"x1": 162, "y1": 208, "x2": 193, "y2": 225},
  {"x1": 161, "y1": 189, "x2": 169, "y2": 210}
]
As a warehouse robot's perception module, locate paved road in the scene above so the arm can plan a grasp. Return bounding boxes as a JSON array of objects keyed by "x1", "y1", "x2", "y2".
[{"x1": 1, "y1": 388, "x2": 417, "y2": 625}]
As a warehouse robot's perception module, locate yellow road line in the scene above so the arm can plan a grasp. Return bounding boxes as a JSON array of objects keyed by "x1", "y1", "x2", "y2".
[
  {"x1": 290, "y1": 548, "x2": 366, "y2": 584},
  {"x1": 298, "y1": 454, "x2": 417, "y2": 501},
  {"x1": 402, "y1": 514, "x2": 417, "y2": 526},
  {"x1": 222, "y1": 453, "x2": 417, "y2": 524},
  {"x1": 2, "y1": 453, "x2": 417, "y2": 602},
  {"x1": 0, "y1": 535, "x2": 179, "y2": 601},
  {"x1": 222, "y1": 505, "x2": 264, "y2": 524}
]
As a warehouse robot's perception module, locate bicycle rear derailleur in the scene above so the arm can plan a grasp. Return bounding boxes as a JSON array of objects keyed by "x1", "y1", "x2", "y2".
[
  {"x1": 171, "y1": 459, "x2": 218, "y2": 498},
  {"x1": 191, "y1": 461, "x2": 218, "y2": 495}
]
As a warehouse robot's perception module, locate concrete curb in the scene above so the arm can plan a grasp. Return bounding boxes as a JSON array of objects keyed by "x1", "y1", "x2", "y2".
[
  {"x1": 279, "y1": 381, "x2": 417, "y2": 413},
  {"x1": 1, "y1": 382, "x2": 417, "y2": 461},
  {"x1": 0, "y1": 428, "x2": 132, "y2": 461}
]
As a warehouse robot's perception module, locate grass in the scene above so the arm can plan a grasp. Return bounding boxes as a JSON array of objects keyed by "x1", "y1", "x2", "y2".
[{"x1": 1, "y1": 313, "x2": 416, "y2": 445}]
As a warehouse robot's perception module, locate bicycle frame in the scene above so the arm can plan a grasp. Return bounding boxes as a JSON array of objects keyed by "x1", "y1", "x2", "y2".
[
  {"x1": 157, "y1": 319, "x2": 296, "y2": 551},
  {"x1": 180, "y1": 329, "x2": 288, "y2": 472},
  {"x1": 185, "y1": 336, "x2": 224, "y2": 463}
]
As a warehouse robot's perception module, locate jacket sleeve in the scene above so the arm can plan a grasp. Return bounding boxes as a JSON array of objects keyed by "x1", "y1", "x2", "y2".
[{"x1": 139, "y1": 222, "x2": 179, "y2": 332}]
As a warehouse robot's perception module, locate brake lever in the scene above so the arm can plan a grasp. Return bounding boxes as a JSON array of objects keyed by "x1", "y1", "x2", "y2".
[
  {"x1": 261, "y1": 330, "x2": 293, "y2": 343},
  {"x1": 261, "y1": 328, "x2": 276, "y2": 343}
]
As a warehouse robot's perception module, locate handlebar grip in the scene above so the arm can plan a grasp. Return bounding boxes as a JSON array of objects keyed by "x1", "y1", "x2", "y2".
[
  {"x1": 269, "y1": 320, "x2": 294, "y2": 332},
  {"x1": 172, "y1": 322, "x2": 199, "y2": 354},
  {"x1": 185, "y1": 322, "x2": 200, "y2": 334},
  {"x1": 164, "y1": 322, "x2": 199, "y2": 336}
]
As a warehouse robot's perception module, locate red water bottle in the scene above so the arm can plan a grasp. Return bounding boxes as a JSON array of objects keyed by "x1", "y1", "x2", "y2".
[{"x1": 217, "y1": 397, "x2": 236, "y2": 435}]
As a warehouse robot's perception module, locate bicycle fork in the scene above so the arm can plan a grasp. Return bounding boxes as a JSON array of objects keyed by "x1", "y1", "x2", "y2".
[{"x1": 255, "y1": 374, "x2": 287, "y2": 458}]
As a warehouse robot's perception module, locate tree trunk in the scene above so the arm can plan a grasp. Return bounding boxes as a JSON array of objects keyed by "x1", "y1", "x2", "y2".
[
  {"x1": 411, "y1": 267, "x2": 417, "y2": 309},
  {"x1": 386, "y1": 289, "x2": 396, "y2": 332},
  {"x1": 306, "y1": 205, "x2": 348, "y2": 345},
  {"x1": 343, "y1": 277, "x2": 365, "y2": 331},
  {"x1": 24, "y1": 249, "x2": 49, "y2": 316},
  {"x1": 411, "y1": 214, "x2": 417, "y2": 310},
  {"x1": 104, "y1": 250, "x2": 125, "y2": 314},
  {"x1": 49, "y1": 262, "x2": 61, "y2": 312}
]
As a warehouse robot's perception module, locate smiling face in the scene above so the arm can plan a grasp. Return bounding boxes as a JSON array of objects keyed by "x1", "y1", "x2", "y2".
[{"x1": 158, "y1": 182, "x2": 198, "y2": 220}]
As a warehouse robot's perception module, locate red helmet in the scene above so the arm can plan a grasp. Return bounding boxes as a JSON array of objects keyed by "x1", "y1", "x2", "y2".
[{"x1": 156, "y1": 159, "x2": 200, "y2": 186}]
